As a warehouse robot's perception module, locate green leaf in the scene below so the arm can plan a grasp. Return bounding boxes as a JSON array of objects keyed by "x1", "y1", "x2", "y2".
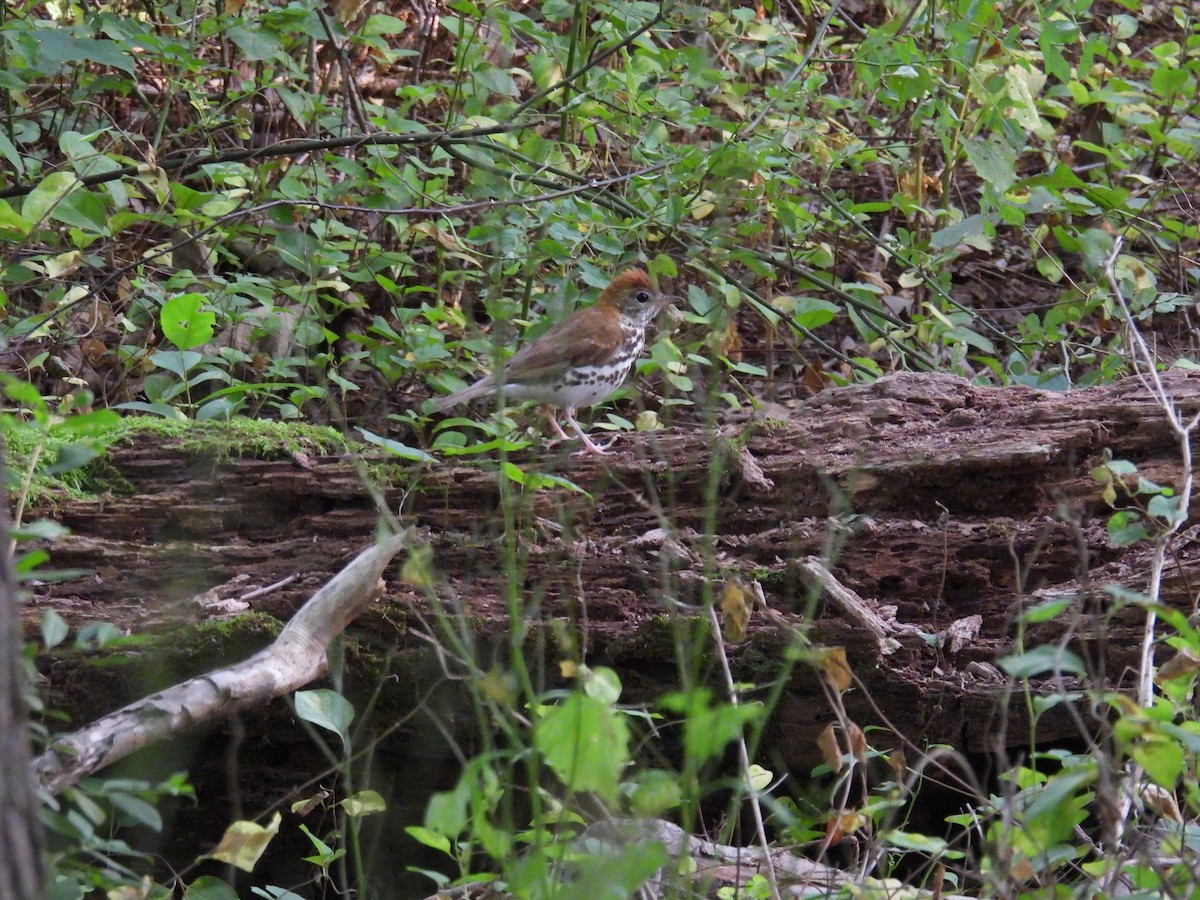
[
  {"x1": 1018, "y1": 595, "x2": 1073, "y2": 624},
  {"x1": 997, "y1": 645, "x2": 1087, "y2": 678},
  {"x1": 340, "y1": 790, "x2": 386, "y2": 817},
  {"x1": 884, "y1": 828, "x2": 957, "y2": 855},
  {"x1": 298, "y1": 823, "x2": 344, "y2": 866},
  {"x1": 294, "y1": 689, "x2": 355, "y2": 744},
  {"x1": 110, "y1": 791, "x2": 163, "y2": 831},
  {"x1": 1150, "y1": 65, "x2": 1189, "y2": 97},
  {"x1": 184, "y1": 875, "x2": 240, "y2": 900},
  {"x1": 1021, "y1": 768, "x2": 1093, "y2": 845},
  {"x1": 1132, "y1": 739, "x2": 1184, "y2": 789},
  {"x1": 44, "y1": 442, "x2": 100, "y2": 476},
  {"x1": 628, "y1": 769, "x2": 682, "y2": 817},
  {"x1": 274, "y1": 228, "x2": 321, "y2": 277},
  {"x1": 356, "y1": 428, "x2": 436, "y2": 463},
  {"x1": 1037, "y1": 19, "x2": 1077, "y2": 82},
  {"x1": 32, "y1": 30, "x2": 134, "y2": 75},
  {"x1": 1107, "y1": 509, "x2": 1149, "y2": 547},
  {"x1": 0, "y1": 198, "x2": 30, "y2": 239},
  {"x1": 534, "y1": 692, "x2": 630, "y2": 802},
  {"x1": 41, "y1": 609, "x2": 69, "y2": 649},
  {"x1": 23, "y1": 172, "x2": 81, "y2": 228},
  {"x1": 661, "y1": 688, "x2": 762, "y2": 765},
  {"x1": 160, "y1": 294, "x2": 215, "y2": 350},
  {"x1": 791, "y1": 297, "x2": 838, "y2": 330},
  {"x1": 964, "y1": 137, "x2": 1018, "y2": 194},
  {"x1": 405, "y1": 825, "x2": 451, "y2": 855},
  {"x1": 114, "y1": 401, "x2": 188, "y2": 419},
  {"x1": 563, "y1": 841, "x2": 671, "y2": 896},
  {"x1": 150, "y1": 350, "x2": 205, "y2": 378},
  {"x1": 580, "y1": 666, "x2": 622, "y2": 705},
  {"x1": 425, "y1": 785, "x2": 469, "y2": 840},
  {"x1": 499, "y1": 461, "x2": 525, "y2": 485},
  {"x1": 520, "y1": 470, "x2": 592, "y2": 496},
  {"x1": 474, "y1": 66, "x2": 519, "y2": 97},
  {"x1": 361, "y1": 14, "x2": 408, "y2": 36},
  {"x1": 930, "y1": 214, "x2": 994, "y2": 252},
  {"x1": 226, "y1": 25, "x2": 284, "y2": 62},
  {"x1": 52, "y1": 189, "x2": 109, "y2": 233},
  {"x1": 0, "y1": 132, "x2": 25, "y2": 177}
]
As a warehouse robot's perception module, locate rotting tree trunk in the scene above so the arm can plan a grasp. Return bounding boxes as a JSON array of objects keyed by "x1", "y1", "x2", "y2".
[{"x1": 24, "y1": 372, "x2": 1200, "y2": 774}]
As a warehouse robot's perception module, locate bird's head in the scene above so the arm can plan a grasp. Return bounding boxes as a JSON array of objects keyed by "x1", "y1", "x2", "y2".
[{"x1": 599, "y1": 268, "x2": 677, "y2": 328}]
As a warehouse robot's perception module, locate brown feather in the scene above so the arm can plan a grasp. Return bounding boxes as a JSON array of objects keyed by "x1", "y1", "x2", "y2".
[
  {"x1": 430, "y1": 268, "x2": 659, "y2": 411},
  {"x1": 501, "y1": 304, "x2": 625, "y2": 383},
  {"x1": 598, "y1": 268, "x2": 653, "y2": 301}
]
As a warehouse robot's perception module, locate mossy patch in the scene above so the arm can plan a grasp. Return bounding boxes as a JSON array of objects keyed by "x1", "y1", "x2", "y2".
[{"x1": 5, "y1": 415, "x2": 362, "y2": 506}]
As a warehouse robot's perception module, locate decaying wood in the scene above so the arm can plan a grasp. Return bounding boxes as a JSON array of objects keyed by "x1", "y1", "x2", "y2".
[
  {"x1": 577, "y1": 818, "x2": 972, "y2": 900},
  {"x1": 31, "y1": 533, "x2": 407, "y2": 795},
  {"x1": 25, "y1": 372, "x2": 1200, "y2": 776},
  {"x1": 424, "y1": 818, "x2": 973, "y2": 900}
]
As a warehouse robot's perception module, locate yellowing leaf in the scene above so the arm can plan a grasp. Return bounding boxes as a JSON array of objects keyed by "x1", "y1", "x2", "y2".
[
  {"x1": 45, "y1": 251, "x2": 82, "y2": 279},
  {"x1": 817, "y1": 647, "x2": 853, "y2": 693},
  {"x1": 340, "y1": 790, "x2": 387, "y2": 817},
  {"x1": 290, "y1": 790, "x2": 330, "y2": 816},
  {"x1": 478, "y1": 666, "x2": 518, "y2": 705},
  {"x1": 747, "y1": 764, "x2": 773, "y2": 792},
  {"x1": 206, "y1": 812, "x2": 281, "y2": 872},
  {"x1": 401, "y1": 545, "x2": 435, "y2": 587},
  {"x1": 721, "y1": 580, "x2": 753, "y2": 643}
]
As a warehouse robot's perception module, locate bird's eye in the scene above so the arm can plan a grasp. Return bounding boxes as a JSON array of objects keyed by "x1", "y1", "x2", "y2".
[{"x1": 635, "y1": 290, "x2": 651, "y2": 303}]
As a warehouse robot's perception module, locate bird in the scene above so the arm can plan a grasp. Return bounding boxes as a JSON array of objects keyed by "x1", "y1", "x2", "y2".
[{"x1": 429, "y1": 268, "x2": 675, "y2": 455}]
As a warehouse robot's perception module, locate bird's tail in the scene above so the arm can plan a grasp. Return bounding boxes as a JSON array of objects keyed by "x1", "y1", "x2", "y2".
[{"x1": 429, "y1": 376, "x2": 495, "y2": 412}]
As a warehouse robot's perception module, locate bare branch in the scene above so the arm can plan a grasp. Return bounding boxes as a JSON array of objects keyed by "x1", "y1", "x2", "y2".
[{"x1": 32, "y1": 532, "x2": 408, "y2": 795}]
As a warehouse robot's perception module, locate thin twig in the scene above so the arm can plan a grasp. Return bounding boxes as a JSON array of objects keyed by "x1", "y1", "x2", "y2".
[
  {"x1": 1101, "y1": 234, "x2": 1198, "y2": 891},
  {"x1": 705, "y1": 604, "x2": 781, "y2": 899}
]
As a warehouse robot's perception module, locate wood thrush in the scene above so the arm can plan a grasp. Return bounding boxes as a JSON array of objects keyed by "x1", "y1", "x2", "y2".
[{"x1": 430, "y1": 268, "x2": 675, "y2": 454}]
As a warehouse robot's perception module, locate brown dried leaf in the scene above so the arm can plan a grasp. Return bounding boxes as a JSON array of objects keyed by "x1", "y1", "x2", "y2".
[
  {"x1": 817, "y1": 646, "x2": 852, "y2": 693},
  {"x1": 817, "y1": 723, "x2": 843, "y2": 773},
  {"x1": 846, "y1": 721, "x2": 867, "y2": 763},
  {"x1": 1156, "y1": 648, "x2": 1200, "y2": 683}
]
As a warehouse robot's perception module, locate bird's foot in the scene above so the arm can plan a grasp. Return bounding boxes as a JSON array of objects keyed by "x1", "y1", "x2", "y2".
[
  {"x1": 541, "y1": 405, "x2": 573, "y2": 442},
  {"x1": 571, "y1": 433, "x2": 619, "y2": 456},
  {"x1": 562, "y1": 409, "x2": 618, "y2": 456}
]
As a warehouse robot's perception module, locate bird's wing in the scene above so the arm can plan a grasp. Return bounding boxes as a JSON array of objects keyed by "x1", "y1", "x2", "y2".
[
  {"x1": 428, "y1": 373, "x2": 496, "y2": 411},
  {"x1": 502, "y1": 306, "x2": 624, "y2": 383}
]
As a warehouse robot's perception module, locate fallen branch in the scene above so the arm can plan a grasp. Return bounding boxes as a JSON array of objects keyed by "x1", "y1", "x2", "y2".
[
  {"x1": 32, "y1": 532, "x2": 408, "y2": 795},
  {"x1": 423, "y1": 818, "x2": 972, "y2": 899}
]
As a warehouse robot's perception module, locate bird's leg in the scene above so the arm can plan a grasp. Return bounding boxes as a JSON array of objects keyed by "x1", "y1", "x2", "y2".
[
  {"x1": 540, "y1": 405, "x2": 573, "y2": 442},
  {"x1": 563, "y1": 408, "x2": 617, "y2": 456}
]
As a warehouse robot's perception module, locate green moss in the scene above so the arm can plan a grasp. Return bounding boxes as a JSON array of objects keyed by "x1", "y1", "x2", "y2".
[
  {"x1": 5, "y1": 416, "x2": 362, "y2": 506},
  {"x1": 756, "y1": 417, "x2": 790, "y2": 430},
  {"x1": 611, "y1": 613, "x2": 681, "y2": 662},
  {"x1": 173, "y1": 418, "x2": 353, "y2": 461},
  {"x1": 148, "y1": 613, "x2": 284, "y2": 685},
  {"x1": 39, "y1": 613, "x2": 285, "y2": 712},
  {"x1": 185, "y1": 611, "x2": 283, "y2": 647}
]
